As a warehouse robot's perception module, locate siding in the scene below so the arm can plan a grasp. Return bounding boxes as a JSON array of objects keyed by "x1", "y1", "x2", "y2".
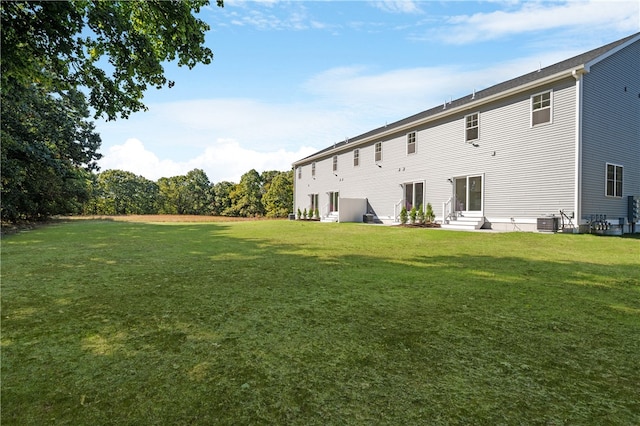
[
  {"x1": 581, "y1": 39, "x2": 640, "y2": 221},
  {"x1": 295, "y1": 78, "x2": 578, "y2": 221}
]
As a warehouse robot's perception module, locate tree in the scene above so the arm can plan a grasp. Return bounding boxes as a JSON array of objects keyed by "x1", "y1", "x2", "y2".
[
  {"x1": 1, "y1": 84, "x2": 101, "y2": 221},
  {"x1": 1, "y1": 1, "x2": 222, "y2": 221},
  {"x1": 1, "y1": 1, "x2": 221, "y2": 121},
  {"x1": 157, "y1": 169, "x2": 213, "y2": 215},
  {"x1": 212, "y1": 181, "x2": 235, "y2": 216},
  {"x1": 262, "y1": 171, "x2": 293, "y2": 218},
  {"x1": 228, "y1": 169, "x2": 264, "y2": 217},
  {"x1": 90, "y1": 169, "x2": 159, "y2": 215}
]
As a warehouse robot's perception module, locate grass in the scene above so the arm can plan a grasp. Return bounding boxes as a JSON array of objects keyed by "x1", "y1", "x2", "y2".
[{"x1": 2, "y1": 219, "x2": 639, "y2": 425}]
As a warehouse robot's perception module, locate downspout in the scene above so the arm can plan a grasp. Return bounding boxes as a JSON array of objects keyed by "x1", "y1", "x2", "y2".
[{"x1": 572, "y1": 69, "x2": 586, "y2": 231}]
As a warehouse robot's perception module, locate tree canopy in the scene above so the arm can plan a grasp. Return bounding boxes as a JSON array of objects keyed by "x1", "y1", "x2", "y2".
[{"x1": 1, "y1": 1, "x2": 223, "y2": 222}]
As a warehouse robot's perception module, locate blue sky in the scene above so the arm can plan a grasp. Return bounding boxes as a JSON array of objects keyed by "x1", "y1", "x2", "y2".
[{"x1": 95, "y1": 0, "x2": 640, "y2": 183}]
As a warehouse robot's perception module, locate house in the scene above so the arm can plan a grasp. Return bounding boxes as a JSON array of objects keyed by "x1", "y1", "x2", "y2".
[{"x1": 292, "y1": 33, "x2": 640, "y2": 233}]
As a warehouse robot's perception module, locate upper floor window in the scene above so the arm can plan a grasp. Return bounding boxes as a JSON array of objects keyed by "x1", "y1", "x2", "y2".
[
  {"x1": 375, "y1": 142, "x2": 382, "y2": 162},
  {"x1": 353, "y1": 149, "x2": 360, "y2": 167},
  {"x1": 465, "y1": 113, "x2": 479, "y2": 142},
  {"x1": 407, "y1": 132, "x2": 416, "y2": 154},
  {"x1": 332, "y1": 156, "x2": 338, "y2": 172},
  {"x1": 532, "y1": 91, "x2": 552, "y2": 126},
  {"x1": 297, "y1": 167, "x2": 301, "y2": 179},
  {"x1": 606, "y1": 163, "x2": 623, "y2": 197},
  {"x1": 312, "y1": 162, "x2": 316, "y2": 177}
]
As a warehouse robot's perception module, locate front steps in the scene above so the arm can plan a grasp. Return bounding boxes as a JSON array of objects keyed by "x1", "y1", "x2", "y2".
[
  {"x1": 321, "y1": 212, "x2": 339, "y2": 223},
  {"x1": 441, "y1": 215, "x2": 485, "y2": 231}
]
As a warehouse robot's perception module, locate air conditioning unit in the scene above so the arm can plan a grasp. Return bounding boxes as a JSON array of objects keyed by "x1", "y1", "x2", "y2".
[{"x1": 537, "y1": 217, "x2": 558, "y2": 232}]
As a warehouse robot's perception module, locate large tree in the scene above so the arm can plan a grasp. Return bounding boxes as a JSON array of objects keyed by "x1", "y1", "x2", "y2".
[
  {"x1": 262, "y1": 171, "x2": 293, "y2": 218},
  {"x1": 1, "y1": 1, "x2": 222, "y2": 221}
]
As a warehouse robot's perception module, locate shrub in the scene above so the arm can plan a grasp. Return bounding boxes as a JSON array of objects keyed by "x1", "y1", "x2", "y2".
[
  {"x1": 303, "y1": 208, "x2": 308, "y2": 219},
  {"x1": 410, "y1": 207, "x2": 417, "y2": 224},
  {"x1": 400, "y1": 206, "x2": 408, "y2": 225},
  {"x1": 314, "y1": 208, "x2": 320, "y2": 219},
  {"x1": 425, "y1": 203, "x2": 435, "y2": 223},
  {"x1": 417, "y1": 205, "x2": 425, "y2": 224}
]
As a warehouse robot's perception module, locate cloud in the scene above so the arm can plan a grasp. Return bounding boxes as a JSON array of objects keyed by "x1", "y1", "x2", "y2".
[
  {"x1": 99, "y1": 138, "x2": 317, "y2": 183},
  {"x1": 438, "y1": 0, "x2": 639, "y2": 44},
  {"x1": 370, "y1": 1, "x2": 422, "y2": 14}
]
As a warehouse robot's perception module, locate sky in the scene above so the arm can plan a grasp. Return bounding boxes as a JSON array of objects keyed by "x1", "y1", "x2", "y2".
[{"x1": 95, "y1": 0, "x2": 640, "y2": 183}]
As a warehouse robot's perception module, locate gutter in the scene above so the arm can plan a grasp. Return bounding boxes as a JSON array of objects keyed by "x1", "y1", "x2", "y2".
[{"x1": 293, "y1": 65, "x2": 588, "y2": 167}]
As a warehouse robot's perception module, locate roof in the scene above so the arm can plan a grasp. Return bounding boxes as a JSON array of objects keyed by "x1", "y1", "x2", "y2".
[{"x1": 294, "y1": 32, "x2": 640, "y2": 165}]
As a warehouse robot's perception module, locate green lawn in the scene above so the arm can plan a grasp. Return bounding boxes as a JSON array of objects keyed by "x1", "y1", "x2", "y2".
[{"x1": 2, "y1": 219, "x2": 639, "y2": 425}]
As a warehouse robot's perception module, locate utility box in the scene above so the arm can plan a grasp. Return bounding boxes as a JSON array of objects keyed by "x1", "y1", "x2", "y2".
[
  {"x1": 537, "y1": 217, "x2": 558, "y2": 232},
  {"x1": 363, "y1": 214, "x2": 374, "y2": 224}
]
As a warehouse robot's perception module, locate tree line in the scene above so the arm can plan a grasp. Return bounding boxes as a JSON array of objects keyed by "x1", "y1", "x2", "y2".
[
  {"x1": 83, "y1": 168, "x2": 293, "y2": 218},
  {"x1": 1, "y1": 1, "x2": 226, "y2": 223}
]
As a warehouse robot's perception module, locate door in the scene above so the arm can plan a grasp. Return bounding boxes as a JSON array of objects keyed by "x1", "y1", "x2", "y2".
[
  {"x1": 329, "y1": 191, "x2": 339, "y2": 212},
  {"x1": 454, "y1": 175, "x2": 483, "y2": 213},
  {"x1": 404, "y1": 182, "x2": 425, "y2": 211}
]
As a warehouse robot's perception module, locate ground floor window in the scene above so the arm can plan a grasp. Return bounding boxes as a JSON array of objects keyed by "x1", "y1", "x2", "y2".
[
  {"x1": 606, "y1": 163, "x2": 623, "y2": 197},
  {"x1": 404, "y1": 182, "x2": 424, "y2": 211}
]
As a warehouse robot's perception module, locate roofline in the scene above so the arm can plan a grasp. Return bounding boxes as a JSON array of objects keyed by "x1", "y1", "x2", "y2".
[
  {"x1": 585, "y1": 33, "x2": 640, "y2": 71},
  {"x1": 293, "y1": 65, "x2": 585, "y2": 166},
  {"x1": 292, "y1": 32, "x2": 640, "y2": 168}
]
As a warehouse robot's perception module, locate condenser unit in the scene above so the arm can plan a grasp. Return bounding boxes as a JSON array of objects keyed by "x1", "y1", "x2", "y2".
[{"x1": 537, "y1": 217, "x2": 558, "y2": 232}]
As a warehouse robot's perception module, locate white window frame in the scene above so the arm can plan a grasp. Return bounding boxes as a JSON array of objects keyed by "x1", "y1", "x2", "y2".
[
  {"x1": 605, "y1": 163, "x2": 623, "y2": 198},
  {"x1": 465, "y1": 112, "x2": 479, "y2": 143},
  {"x1": 332, "y1": 156, "x2": 338, "y2": 173},
  {"x1": 531, "y1": 90, "x2": 553, "y2": 127},
  {"x1": 353, "y1": 149, "x2": 359, "y2": 167},
  {"x1": 407, "y1": 132, "x2": 416, "y2": 155},
  {"x1": 375, "y1": 142, "x2": 382, "y2": 162}
]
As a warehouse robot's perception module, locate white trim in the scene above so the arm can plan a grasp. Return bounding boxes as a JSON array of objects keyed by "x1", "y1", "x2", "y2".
[
  {"x1": 292, "y1": 66, "x2": 587, "y2": 167},
  {"x1": 573, "y1": 72, "x2": 583, "y2": 225},
  {"x1": 406, "y1": 131, "x2": 417, "y2": 155},
  {"x1": 584, "y1": 34, "x2": 640, "y2": 72},
  {"x1": 374, "y1": 141, "x2": 383, "y2": 163},
  {"x1": 530, "y1": 89, "x2": 553, "y2": 127},
  {"x1": 464, "y1": 112, "x2": 480, "y2": 143},
  {"x1": 605, "y1": 162, "x2": 624, "y2": 198},
  {"x1": 353, "y1": 149, "x2": 360, "y2": 167}
]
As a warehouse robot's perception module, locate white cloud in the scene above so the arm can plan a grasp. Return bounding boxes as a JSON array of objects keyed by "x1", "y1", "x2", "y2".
[
  {"x1": 439, "y1": 0, "x2": 639, "y2": 44},
  {"x1": 99, "y1": 137, "x2": 316, "y2": 183},
  {"x1": 370, "y1": 1, "x2": 422, "y2": 14}
]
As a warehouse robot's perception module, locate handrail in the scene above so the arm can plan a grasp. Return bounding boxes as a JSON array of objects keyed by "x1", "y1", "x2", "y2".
[
  {"x1": 394, "y1": 199, "x2": 403, "y2": 223},
  {"x1": 442, "y1": 196, "x2": 455, "y2": 224}
]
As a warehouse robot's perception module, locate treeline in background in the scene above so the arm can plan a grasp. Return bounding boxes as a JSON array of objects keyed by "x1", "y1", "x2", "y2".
[{"x1": 83, "y1": 168, "x2": 293, "y2": 219}]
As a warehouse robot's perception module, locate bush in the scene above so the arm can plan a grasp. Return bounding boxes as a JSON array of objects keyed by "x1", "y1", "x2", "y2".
[
  {"x1": 297, "y1": 208, "x2": 302, "y2": 220},
  {"x1": 400, "y1": 206, "x2": 408, "y2": 225},
  {"x1": 409, "y1": 207, "x2": 417, "y2": 224},
  {"x1": 425, "y1": 203, "x2": 435, "y2": 223},
  {"x1": 417, "y1": 205, "x2": 425, "y2": 224}
]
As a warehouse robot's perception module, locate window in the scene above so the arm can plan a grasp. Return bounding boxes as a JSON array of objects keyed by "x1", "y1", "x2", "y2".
[
  {"x1": 353, "y1": 149, "x2": 359, "y2": 167},
  {"x1": 297, "y1": 167, "x2": 301, "y2": 179},
  {"x1": 532, "y1": 91, "x2": 552, "y2": 126},
  {"x1": 332, "y1": 156, "x2": 338, "y2": 172},
  {"x1": 606, "y1": 163, "x2": 623, "y2": 197},
  {"x1": 407, "y1": 132, "x2": 416, "y2": 154},
  {"x1": 465, "y1": 113, "x2": 479, "y2": 142},
  {"x1": 312, "y1": 162, "x2": 316, "y2": 177},
  {"x1": 375, "y1": 142, "x2": 382, "y2": 162}
]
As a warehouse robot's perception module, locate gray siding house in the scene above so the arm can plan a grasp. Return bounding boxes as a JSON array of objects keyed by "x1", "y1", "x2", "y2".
[{"x1": 292, "y1": 33, "x2": 640, "y2": 233}]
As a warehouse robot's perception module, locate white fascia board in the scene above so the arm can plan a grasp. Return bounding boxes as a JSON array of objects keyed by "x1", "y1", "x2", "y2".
[
  {"x1": 293, "y1": 66, "x2": 586, "y2": 167},
  {"x1": 584, "y1": 34, "x2": 640, "y2": 72}
]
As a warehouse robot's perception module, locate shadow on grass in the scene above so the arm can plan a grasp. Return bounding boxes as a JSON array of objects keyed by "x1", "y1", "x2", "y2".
[{"x1": 2, "y1": 221, "x2": 639, "y2": 425}]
